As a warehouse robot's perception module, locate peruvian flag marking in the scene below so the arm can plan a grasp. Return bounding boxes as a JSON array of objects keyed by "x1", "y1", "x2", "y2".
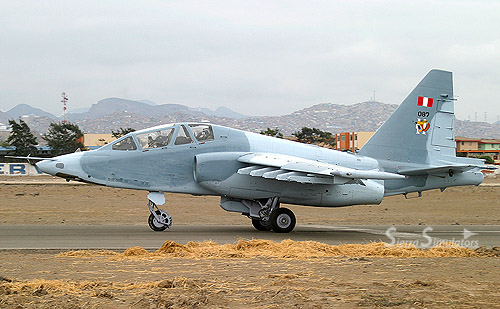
[{"x1": 417, "y1": 96, "x2": 433, "y2": 108}]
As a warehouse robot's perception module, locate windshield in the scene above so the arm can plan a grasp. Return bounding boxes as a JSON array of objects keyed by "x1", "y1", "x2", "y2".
[
  {"x1": 136, "y1": 128, "x2": 174, "y2": 149},
  {"x1": 111, "y1": 136, "x2": 137, "y2": 151},
  {"x1": 189, "y1": 124, "x2": 214, "y2": 142},
  {"x1": 174, "y1": 125, "x2": 194, "y2": 145}
]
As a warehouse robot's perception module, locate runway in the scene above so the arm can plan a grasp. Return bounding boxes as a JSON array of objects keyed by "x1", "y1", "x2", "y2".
[{"x1": 1, "y1": 224, "x2": 498, "y2": 250}]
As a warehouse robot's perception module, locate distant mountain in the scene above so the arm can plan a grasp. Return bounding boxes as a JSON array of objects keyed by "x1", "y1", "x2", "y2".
[
  {"x1": 0, "y1": 111, "x2": 10, "y2": 124},
  {"x1": 138, "y1": 100, "x2": 157, "y2": 106},
  {"x1": 67, "y1": 98, "x2": 246, "y2": 122},
  {"x1": 192, "y1": 106, "x2": 248, "y2": 119},
  {"x1": 214, "y1": 107, "x2": 248, "y2": 119},
  {"x1": 68, "y1": 100, "x2": 500, "y2": 139},
  {"x1": 6, "y1": 104, "x2": 57, "y2": 120},
  {"x1": 87, "y1": 98, "x2": 157, "y2": 117},
  {"x1": 68, "y1": 107, "x2": 90, "y2": 114},
  {"x1": 85, "y1": 98, "x2": 193, "y2": 118},
  {"x1": 8, "y1": 99, "x2": 500, "y2": 139}
]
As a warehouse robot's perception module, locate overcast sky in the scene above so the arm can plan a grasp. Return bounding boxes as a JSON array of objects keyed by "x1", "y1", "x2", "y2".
[{"x1": 1, "y1": 0, "x2": 499, "y2": 122}]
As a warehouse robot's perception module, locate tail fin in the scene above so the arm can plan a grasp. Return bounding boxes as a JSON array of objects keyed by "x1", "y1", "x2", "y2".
[{"x1": 359, "y1": 69, "x2": 456, "y2": 164}]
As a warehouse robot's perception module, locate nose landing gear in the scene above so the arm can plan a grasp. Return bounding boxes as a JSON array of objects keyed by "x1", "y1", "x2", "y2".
[{"x1": 147, "y1": 199, "x2": 172, "y2": 232}]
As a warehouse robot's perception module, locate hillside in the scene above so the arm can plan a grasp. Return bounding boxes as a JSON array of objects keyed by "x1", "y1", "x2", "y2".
[
  {"x1": 8, "y1": 100, "x2": 500, "y2": 139},
  {"x1": 6, "y1": 104, "x2": 57, "y2": 120}
]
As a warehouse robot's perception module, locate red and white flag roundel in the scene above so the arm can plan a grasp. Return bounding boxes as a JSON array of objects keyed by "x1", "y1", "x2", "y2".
[{"x1": 417, "y1": 96, "x2": 433, "y2": 108}]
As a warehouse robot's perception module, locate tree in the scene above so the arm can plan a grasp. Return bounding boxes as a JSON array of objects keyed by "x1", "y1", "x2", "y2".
[
  {"x1": 476, "y1": 155, "x2": 495, "y2": 164},
  {"x1": 43, "y1": 122, "x2": 85, "y2": 156},
  {"x1": 112, "y1": 127, "x2": 136, "y2": 139},
  {"x1": 260, "y1": 128, "x2": 283, "y2": 138},
  {"x1": 292, "y1": 127, "x2": 335, "y2": 147},
  {"x1": 6, "y1": 119, "x2": 38, "y2": 156}
]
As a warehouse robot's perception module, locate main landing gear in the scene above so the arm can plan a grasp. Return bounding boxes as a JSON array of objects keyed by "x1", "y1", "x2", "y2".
[
  {"x1": 269, "y1": 207, "x2": 296, "y2": 233},
  {"x1": 249, "y1": 197, "x2": 296, "y2": 233},
  {"x1": 147, "y1": 192, "x2": 172, "y2": 232}
]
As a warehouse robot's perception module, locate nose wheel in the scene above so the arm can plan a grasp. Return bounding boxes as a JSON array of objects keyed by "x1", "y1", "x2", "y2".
[{"x1": 147, "y1": 200, "x2": 172, "y2": 231}]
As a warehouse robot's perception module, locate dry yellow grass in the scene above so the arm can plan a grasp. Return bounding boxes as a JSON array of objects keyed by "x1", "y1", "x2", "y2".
[
  {"x1": 57, "y1": 239, "x2": 479, "y2": 260},
  {"x1": 0, "y1": 277, "x2": 201, "y2": 298}
]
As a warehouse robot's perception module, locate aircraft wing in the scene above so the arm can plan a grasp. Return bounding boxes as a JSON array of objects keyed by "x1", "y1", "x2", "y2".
[
  {"x1": 237, "y1": 153, "x2": 405, "y2": 184},
  {"x1": 5, "y1": 156, "x2": 56, "y2": 161}
]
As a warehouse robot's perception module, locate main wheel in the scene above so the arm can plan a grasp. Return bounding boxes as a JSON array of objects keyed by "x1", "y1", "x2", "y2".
[
  {"x1": 251, "y1": 218, "x2": 272, "y2": 231},
  {"x1": 148, "y1": 212, "x2": 168, "y2": 231},
  {"x1": 270, "y1": 208, "x2": 296, "y2": 233}
]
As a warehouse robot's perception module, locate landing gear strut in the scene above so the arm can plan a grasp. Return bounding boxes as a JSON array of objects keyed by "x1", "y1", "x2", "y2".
[
  {"x1": 147, "y1": 200, "x2": 172, "y2": 232},
  {"x1": 247, "y1": 197, "x2": 296, "y2": 233}
]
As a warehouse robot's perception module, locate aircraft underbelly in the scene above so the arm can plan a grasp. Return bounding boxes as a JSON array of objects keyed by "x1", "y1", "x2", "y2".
[{"x1": 198, "y1": 171, "x2": 383, "y2": 207}]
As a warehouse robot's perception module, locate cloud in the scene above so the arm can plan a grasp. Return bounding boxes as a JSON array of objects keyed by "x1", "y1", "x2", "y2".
[{"x1": 0, "y1": 1, "x2": 499, "y2": 120}]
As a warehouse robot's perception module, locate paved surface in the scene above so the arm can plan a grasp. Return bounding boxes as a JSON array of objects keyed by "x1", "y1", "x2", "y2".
[{"x1": 0, "y1": 225, "x2": 498, "y2": 250}]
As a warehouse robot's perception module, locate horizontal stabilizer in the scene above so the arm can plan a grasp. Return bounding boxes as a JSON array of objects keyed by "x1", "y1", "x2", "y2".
[{"x1": 398, "y1": 164, "x2": 486, "y2": 176}]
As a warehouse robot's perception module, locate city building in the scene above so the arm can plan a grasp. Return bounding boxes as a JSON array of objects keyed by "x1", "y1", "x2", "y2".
[
  {"x1": 81, "y1": 134, "x2": 116, "y2": 150},
  {"x1": 334, "y1": 132, "x2": 374, "y2": 152},
  {"x1": 456, "y1": 136, "x2": 500, "y2": 164},
  {"x1": 0, "y1": 123, "x2": 11, "y2": 143}
]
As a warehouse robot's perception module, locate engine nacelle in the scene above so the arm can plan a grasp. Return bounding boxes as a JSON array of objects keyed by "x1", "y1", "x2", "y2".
[{"x1": 318, "y1": 180, "x2": 384, "y2": 207}]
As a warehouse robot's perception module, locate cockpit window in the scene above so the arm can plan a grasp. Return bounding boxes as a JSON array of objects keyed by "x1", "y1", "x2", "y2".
[
  {"x1": 112, "y1": 136, "x2": 137, "y2": 151},
  {"x1": 189, "y1": 124, "x2": 214, "y2": 142},
  {"x1": 174, "y1": 125, "x2": 193, "y2": 145},
  {"x1": 136, "y1": 128, "x2": 174, "y2": 150}
]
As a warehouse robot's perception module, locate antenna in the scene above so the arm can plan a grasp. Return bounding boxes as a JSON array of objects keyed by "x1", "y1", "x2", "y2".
[{"x1": 61, "y1": 92, "x2": 68, "y2": 123}]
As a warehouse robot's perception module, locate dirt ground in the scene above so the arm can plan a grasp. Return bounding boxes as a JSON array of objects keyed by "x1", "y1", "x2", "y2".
[
  {"x1": 0, "y1": 176, "x2": 499, "y2": 308},
  {"x1": 0, "y1": 176, "x2": 499, "y2": 226}
]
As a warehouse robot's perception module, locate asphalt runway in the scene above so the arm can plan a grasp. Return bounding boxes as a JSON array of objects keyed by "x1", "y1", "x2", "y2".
[{"x1": 0, "y1": 224, "x2": 498, "y2": 250}]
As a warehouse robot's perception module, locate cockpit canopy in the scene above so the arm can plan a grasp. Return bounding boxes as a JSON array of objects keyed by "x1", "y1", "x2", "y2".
[{"x1": 109, "y1": 123, "x2": 215, "y2": 151}]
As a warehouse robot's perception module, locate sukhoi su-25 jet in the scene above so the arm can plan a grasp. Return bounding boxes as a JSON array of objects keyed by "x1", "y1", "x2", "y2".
[{"x1": 30, "y1": 70, "x2": 488, "y2": 233}]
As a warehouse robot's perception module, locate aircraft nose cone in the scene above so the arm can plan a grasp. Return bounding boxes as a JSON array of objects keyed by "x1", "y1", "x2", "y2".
[
  {"x1": 36, "y1": 159, "x2": 56, "y2": 175},
  {"x1": 36, "y1": 152, "x2": 86, "y2": 178}
]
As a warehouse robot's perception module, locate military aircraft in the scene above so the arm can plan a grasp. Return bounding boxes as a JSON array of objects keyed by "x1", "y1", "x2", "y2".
[{"x1": 26, "y1": 70, "x2": 488, "y2": 233}]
